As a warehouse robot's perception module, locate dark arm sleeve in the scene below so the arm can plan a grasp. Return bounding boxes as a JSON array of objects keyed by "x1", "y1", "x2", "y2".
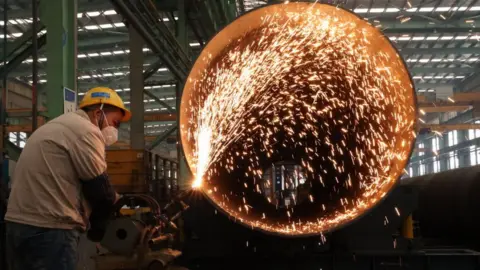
[{"x1": 69, "y1": 132, "x2": 117, "y2": 213}]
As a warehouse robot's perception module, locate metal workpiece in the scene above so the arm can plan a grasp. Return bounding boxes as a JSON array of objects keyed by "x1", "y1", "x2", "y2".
[
  {"x1": 180, "y1": 2, "x2": 417, "y2": 237},
  {"x1": 94, "y1": 192, "x2": 190, "y2": 269},
  {"x1": 101, "y1": 217, "x2": 146, "y2": 256}
]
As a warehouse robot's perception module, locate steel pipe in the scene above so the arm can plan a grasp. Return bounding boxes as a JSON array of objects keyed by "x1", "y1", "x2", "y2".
[{"x1": 180, "y1": 3, "x2": 417, "y2": 237}]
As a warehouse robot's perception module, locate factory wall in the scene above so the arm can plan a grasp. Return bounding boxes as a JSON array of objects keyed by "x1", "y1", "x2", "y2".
[{"x1": 406, "y1": 121, "x2": 480, "y2": 177}]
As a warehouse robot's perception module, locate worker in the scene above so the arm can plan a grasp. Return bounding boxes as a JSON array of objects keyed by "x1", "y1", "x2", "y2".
[{"x1": 4, "y1": 87, "x2": 131, "y2": 270}]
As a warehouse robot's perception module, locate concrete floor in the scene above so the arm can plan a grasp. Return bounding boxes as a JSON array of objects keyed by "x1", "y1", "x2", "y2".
[{"x1": 77, "y1": 235, "x2": 97, "y2": 270}]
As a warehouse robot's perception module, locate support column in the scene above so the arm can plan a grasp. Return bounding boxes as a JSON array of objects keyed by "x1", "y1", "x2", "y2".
[
  {"x1": 458, "y1": 130, "x2": 470, "y2": 168},
  {"x1": 40, "y1": 0, "x2": 77, "y2": 119},
  {"x1": 129, "y1": 26, "x2": 145, "y2": 149},
  {"x1": 412, "y1": 163, "x2": 419, "y2": 177},
  {"x1": 426, "y1": 160, "x2": 433, "y2": 175},
  {"x1": 176, "y1": 0, "x2": 192, "y2": 190},
  {"x1": 176, "y1": 0, "x2": 188, "y2": 53},
  {"x1": 440, "y1": 133, "x2": 449, "y2": 171}
]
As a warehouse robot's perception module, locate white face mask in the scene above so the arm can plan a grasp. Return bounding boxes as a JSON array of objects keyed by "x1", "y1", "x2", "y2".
[{"x1": 99, "y1": 111, "x2": 118, "y2": 146}]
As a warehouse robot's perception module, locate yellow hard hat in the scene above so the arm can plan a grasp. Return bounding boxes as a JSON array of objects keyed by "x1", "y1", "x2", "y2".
[{"x1": 79, "y1": 87, "x2": 131, "y2": 122}]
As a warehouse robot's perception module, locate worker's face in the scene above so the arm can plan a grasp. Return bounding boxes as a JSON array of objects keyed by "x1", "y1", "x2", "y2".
[{"x1": 95, "y1": 108, "x2": 123, "y2": 130}]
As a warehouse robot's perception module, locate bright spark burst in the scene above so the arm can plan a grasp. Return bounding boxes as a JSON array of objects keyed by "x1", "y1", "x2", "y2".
[
  {"x1": 180, "y1": 3, "x2": 416, "y2": 236},
  {"x1": 192, "y1": 127, "x2": 212, "y2": 188}
]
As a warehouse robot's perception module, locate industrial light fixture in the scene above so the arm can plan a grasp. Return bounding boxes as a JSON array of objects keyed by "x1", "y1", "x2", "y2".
[
  {"x1": 412, "y1": 75, "x2": 465, "y2": 80},
  {"x1": 392, "y1": 34, "x2": 479, "y2": 41},
  {"x1": 353, "y1": 5, "x2": 479, "y2": 13}
]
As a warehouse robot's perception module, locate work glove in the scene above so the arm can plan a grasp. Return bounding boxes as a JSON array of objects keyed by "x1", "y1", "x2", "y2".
[
  {"x1": 86, "y1": 193, "x2": 123, "y2": 242},
  {"x1": 87, "y1": 210, "x2": 109, "y2": 242}
]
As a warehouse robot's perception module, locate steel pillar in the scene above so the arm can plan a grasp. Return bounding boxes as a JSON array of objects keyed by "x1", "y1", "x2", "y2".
[
  {"x1": 176, "y1": 0, "x2": 188, "y2": 54},
  {"x1": 176, "y1": 83, "x2": 191, "y2": 191},
  {"x1": 1, "y1": 0, "x2": 7, "y2": 156},
  {"x1": 226, "y1": 0, "x2": 237, "y2": 21},
  {"x1": 40, "y1": 0, "x2": 77, "y2": 119},
  {"x1": 128, "y1": 26, "x2": 145, "y2": 149},
  {"x1": 32, "y1": 0, "x2": 39, "y2": 132},
  {"x1": 176, "y1": 0, "x2": 192, "y2": 190},
  {"x1": 456, "y1": 130, "x2": 471, "y2": 168},
  {"x1": 440, "y1": 133, "x2": 449, "y2": 171}
]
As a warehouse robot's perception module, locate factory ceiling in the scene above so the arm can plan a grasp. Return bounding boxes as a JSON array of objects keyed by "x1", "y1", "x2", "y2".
[{"x1": 1, "y1": 0, "x2": 480, "y2": 152}]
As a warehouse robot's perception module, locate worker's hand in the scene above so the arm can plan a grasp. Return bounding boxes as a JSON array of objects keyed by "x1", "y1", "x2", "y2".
[{"x1": 114, "y1": 193, "x2": 122, "y2": 204}]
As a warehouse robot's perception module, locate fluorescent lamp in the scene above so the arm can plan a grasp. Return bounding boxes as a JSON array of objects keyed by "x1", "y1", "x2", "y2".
[
  {"x1": 353, "y1": 8, "x2": 368, "y2": 13},
  {"x1": 419, "y1": 7, "x2": 434, "y2": 12},
  {"x1": 86, "y1": 11, "x2": 101, "y2": 17},
  {"x1": 385, "y1": 8, "x2": 400, "y2": 12},
  {"x1": 103, "y1": 10, "x2": 117, "y2": 15}
]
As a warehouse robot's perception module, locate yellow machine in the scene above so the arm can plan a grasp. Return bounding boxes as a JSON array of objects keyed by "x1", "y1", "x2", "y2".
[
  {"x1": 93, "y1": 149, "x2": 187, "y2": 270},
  {"x1": 106, "y1": 149, "x2": 179, "y2": 197}
]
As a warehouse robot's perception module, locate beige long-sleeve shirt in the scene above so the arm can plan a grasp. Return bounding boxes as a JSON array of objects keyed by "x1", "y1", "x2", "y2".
[{"x1": 5, "y1": 110, "x2": 107, "y2": 231}]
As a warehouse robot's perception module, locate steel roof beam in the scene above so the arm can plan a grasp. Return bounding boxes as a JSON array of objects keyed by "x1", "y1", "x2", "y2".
[
  {"x1": 384, "y1": 28, "x2": 480, "y2": 34},
  {"x1": 110, "y1": 0, "x2": 189, "y2": 81},
  {"x1": 6, "y1": 1, "x2": 114, "y2": 18},
  {"x1": 410, "y1": 67, "x2": 478, "y2": 73},
  {"x1": 400, "y1": 47, "x2": 480, "y2": 55},
  {"x1": 11, "y1": 52, "x2": 479, "y2": 79},
  {"x1": 76, "y1": 78, "x2": 177, "y2": 90}
]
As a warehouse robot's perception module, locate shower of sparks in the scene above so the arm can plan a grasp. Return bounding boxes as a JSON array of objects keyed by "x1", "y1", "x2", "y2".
[
  {"x1": 181, "y1": 3, "x2": 416, "y2": 236},
  {"x1": 192, "y1": 127, "x2": 212, "y2": 188}
]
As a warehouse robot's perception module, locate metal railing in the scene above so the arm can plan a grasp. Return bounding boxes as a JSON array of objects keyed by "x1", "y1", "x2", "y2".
[{"x1": 144, "y1": 151, "x2": 179, "y2": 203}]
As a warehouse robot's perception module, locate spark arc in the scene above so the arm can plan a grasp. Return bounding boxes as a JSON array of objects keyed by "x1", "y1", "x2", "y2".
[{"x1": 180, "y1": 2, "x2": 417, "y2": 236}]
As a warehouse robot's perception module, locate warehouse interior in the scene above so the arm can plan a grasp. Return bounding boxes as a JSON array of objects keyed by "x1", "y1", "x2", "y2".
[{"x1": 1, "y1": 0, "x2": 480, "y2": 269}]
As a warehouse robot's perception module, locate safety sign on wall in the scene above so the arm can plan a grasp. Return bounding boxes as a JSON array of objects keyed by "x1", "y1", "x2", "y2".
[{"x1": 63, "y1": 87, "x2": 77, "y2": 114}]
